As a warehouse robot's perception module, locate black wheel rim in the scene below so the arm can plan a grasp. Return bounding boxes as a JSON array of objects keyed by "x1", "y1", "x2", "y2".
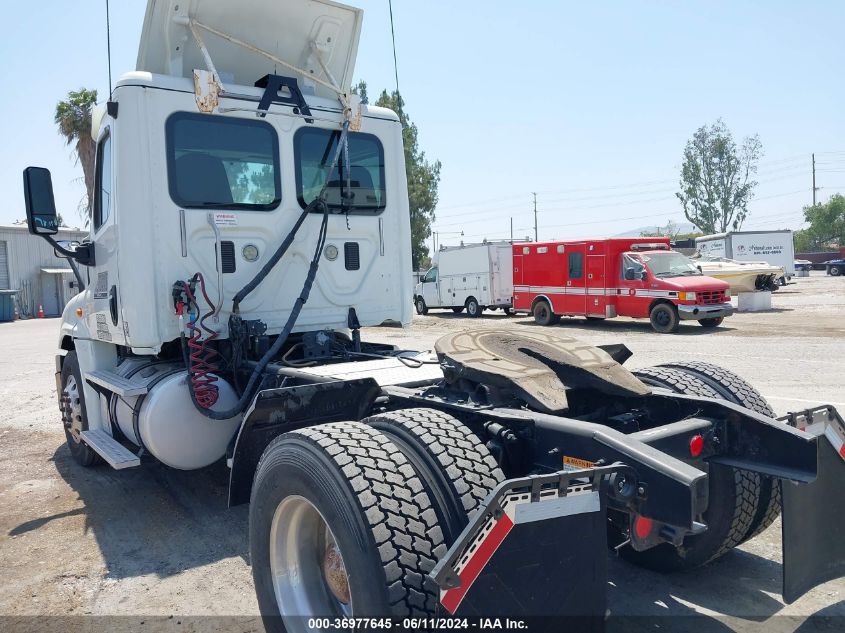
[{"x1": 654, "y1": 309, "x2": 670, "y2": 327}]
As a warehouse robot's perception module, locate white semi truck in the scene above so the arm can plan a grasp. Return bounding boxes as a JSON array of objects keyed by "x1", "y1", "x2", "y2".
[
  {"x1": 414, "y1": 241, "x2": 514, "y2": 317},
  {"x1": 22, "y1": 0, "x2": 845, "y2": 628}
]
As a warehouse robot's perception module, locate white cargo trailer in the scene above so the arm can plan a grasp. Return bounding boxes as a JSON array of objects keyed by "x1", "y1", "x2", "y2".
[
  {"x1": 414, "y1": 241, "x2": 513, "y2": 317},
  {"x1": 696, "y1": 230, "x2": 795, "y2": 283}
]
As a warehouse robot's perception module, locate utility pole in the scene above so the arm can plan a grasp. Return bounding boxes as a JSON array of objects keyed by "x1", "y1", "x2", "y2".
[
  {"x1": 532, "y1": 192, "x2": 538, "y2": 242},
  {"x1": 812, "y1": 153, "x2": 818, "y2": 206}
]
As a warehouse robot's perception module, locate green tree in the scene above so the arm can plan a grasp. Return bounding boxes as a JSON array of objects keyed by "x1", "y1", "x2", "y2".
[
  {"x1": 676, "y1": 119, "x2": 762, "y2": 234},
  {"x1": 352, "y1": 80, "x2": 369, "y2": 105},
  {"x1": 368, "y1": 86, "x2": 440, "y2": 269},
  {"x1": 55, "y1": 88, "x2": 98, "y2": 224},
  {"x1": 793, "y1": 193, "x2": 845, "y2": 252}
]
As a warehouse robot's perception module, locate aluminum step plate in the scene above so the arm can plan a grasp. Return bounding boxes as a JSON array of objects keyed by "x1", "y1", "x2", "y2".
[
  {"x1": 85, "y1": 370, "x2": 148, "y2": 397},
  {"x1": 80, "y1": 430, "x2": 140, "y2": 469}
]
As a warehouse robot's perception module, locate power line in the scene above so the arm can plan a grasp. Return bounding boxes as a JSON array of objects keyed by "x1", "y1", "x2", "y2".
[
  {"x1": 105, "y1": 0, "x2": 113, "y2": 98},
  {"x1": 387, "y1": 0, "x2": 400, "y2": 94}
]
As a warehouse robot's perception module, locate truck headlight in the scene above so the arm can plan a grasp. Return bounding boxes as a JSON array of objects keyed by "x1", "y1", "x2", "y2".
[
  {"x1": 724, "y1": 288, "x2": 731, "y2": 298},
  {"x1": 679, "y1": 291, "x2": 696, "y2": 302}
]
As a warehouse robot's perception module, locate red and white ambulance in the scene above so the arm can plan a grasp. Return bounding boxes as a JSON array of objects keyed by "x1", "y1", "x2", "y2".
[{"x1": 512, "y1": 237, "x2": 733, "y2": 333}]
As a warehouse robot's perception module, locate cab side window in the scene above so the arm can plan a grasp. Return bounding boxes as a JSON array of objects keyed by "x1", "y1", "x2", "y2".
[
  {"x1": 93, "y1": 132, "x2": 112, "y2": 231},
  {"x1": 568, "y1": 252, "x2": 583, "y2": 279},
  {"x1": 622, "y1": 254, "x2": 644, "y2": 280},
  {"x1": 423, "y1": 267, "x2": 438, "y2": 283}
]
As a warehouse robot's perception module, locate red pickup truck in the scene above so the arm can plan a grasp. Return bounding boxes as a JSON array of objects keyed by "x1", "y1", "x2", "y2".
[{"x1": 512, "y1": 237, "x2": 733, "y2": 333}]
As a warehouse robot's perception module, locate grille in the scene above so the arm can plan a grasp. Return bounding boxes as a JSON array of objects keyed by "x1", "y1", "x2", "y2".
[
  {"x1": 220, "y1": 241, "x2": 236, "y2": 273},
  {"x1": 344, "y1": 242, "x2": 360, "y2": 271},
  {"x1": 699, "y1": 290, "x2": 725, "y2": 305}
]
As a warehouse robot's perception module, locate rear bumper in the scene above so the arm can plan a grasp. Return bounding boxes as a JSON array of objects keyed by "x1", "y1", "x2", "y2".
[{"x1": 677, "y1": 302, "x2": 734, "y2": 320}]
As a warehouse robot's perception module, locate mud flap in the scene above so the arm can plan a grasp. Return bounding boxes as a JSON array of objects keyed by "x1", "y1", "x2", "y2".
[
  {"x1": 430, "y1": 465, "x2": 632, "y2": 628},
  {"x1": 782, "y1": 416, "x2": 845, "y2": 603}
]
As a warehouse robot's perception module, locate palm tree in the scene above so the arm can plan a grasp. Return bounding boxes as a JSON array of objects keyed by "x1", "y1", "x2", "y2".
[{"x1": 55, "y1": 88, "x2": 98, "y2": 224}]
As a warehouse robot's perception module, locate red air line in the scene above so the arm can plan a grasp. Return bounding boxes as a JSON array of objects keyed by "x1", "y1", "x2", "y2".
[{"x1": 183, "y1": 273, "x2": 221, "y2": 409}]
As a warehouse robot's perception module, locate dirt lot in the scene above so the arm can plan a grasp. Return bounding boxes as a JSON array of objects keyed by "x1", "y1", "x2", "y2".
[{"x1": 0, "y1": 271, "x2": 843, "y2": 631}]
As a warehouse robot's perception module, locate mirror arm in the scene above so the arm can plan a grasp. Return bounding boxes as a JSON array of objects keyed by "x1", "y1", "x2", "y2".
[
  {"x1": 40, "y1": 234, "x2": 95, "y2": 267},
  {"x1": 66, "y1": 259, "x2": 85, "y2": 292}
]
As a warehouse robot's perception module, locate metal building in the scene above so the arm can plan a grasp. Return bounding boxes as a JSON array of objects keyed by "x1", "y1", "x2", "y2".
[{"x1": 0, "y1": 224, "x2": 87, "y2": 318}]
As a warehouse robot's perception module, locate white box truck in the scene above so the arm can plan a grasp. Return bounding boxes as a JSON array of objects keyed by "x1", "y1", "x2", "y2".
[
  {"x1": 414, "y1": 241, "x2": 513, "y2": 317},
  {"x1": 696, "y1": 230, "x2": 795, "y2": 284}
]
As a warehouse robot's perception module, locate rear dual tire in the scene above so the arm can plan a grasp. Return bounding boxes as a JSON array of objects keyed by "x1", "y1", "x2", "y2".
[
  {"x1": 620, "y1": 363, "x2": 779, "y2": 572},
  {"x1": 250, "y1": 423, "x2": 447, "y2": 631},
  {"x1": 251, "y1": 413, "x2": 503, "y2": 629},
  {"x1": 364, "y1": 408, "x2": 504, "y2": 544}
]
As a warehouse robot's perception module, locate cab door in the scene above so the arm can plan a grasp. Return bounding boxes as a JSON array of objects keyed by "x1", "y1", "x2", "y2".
[
  {"x1": 616, "y1": 253, "x2": 649, "y2": 318},
  {"x1": 562, "y1": 244, "x2": 587, "y2": 314},
  {"x1": 86, "y1": 124, "x2": 126, "y2": 345},
  {"x1": 421, "y1": 267, "x2": 441, "y2": 307}
]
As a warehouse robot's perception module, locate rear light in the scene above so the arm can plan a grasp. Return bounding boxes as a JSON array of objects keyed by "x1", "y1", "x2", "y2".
[
  {"x1": 689, "y1": 434, "x2": 704, "y2": 457},
  {"x1": 633, "y1": 515, "x2": 654, "y2": 539}
]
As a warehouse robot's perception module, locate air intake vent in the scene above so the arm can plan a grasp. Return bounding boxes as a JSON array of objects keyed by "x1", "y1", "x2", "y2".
[
  {"x1": 344, "y1": 242, "x2": 360, "y2": 270},
  {"x1": 220, "y1": 241, "x2": 236, "y2": 273}
]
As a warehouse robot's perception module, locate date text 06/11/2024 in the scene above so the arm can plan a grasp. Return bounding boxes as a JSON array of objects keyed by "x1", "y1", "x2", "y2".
[{"x1": 305, "y1": 618, "x2": 529, "y2": 630}]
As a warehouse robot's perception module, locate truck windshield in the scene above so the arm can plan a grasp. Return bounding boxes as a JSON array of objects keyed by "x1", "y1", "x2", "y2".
[
  {"x1": 166, "y1": 112, "x2": 281, "y2": 210},
  {"x1": 640, "y1": 251, "x2": 702, "y2": 277},
  {"x1": 295, "y1": 128, "x2": 385, "y2": 214}
]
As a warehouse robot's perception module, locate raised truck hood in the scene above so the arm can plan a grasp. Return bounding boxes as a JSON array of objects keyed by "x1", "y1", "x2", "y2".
[{"x1": 137, "y1": 0, "x2": 363, "y2": 98}]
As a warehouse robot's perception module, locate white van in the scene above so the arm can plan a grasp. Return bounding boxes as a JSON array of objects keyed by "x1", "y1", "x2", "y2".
[{"x1": 414, "y1": 242, "x2": 514, "y2": 317}]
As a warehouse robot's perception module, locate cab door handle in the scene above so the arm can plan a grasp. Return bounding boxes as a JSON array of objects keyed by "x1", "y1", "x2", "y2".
[{"x1": 108, "y1": 285, "x2": 119, "y2": 326}]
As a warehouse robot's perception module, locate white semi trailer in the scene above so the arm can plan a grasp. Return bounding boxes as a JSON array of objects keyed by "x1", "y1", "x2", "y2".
[{"x1": 22, "y1": 1, "x2": 845, "y2": 628}]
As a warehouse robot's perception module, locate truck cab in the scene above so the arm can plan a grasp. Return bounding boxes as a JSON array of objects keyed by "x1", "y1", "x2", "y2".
[{"x1": 513, "y1": 237, "x2": 733, "y2": 333}]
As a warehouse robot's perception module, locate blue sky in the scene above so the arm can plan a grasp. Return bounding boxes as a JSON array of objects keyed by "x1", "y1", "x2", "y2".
[{"x1": 2, "y1": 1, "x2": 844, "y2": 246}]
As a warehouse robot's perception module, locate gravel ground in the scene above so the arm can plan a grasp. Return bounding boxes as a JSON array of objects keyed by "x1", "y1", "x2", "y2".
[{"x1": 0, "y1": 271, "x2": 843, "y2": 631}]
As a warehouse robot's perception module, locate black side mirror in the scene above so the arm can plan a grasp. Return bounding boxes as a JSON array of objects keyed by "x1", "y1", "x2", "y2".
[
  {"x1": 640, "y1": 270, "x2": 648, "y2": 281},
  {"x1": 23, "y1": 167, "x2": 59, "y2": 236},
  {"x1": 624, "y1": 267, "x2": 636, "y2": 281}
]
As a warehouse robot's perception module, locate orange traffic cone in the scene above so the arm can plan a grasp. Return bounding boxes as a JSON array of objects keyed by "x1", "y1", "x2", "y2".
[{"x1": 38, "y1": 304, "x2": 45, "y2": 318}]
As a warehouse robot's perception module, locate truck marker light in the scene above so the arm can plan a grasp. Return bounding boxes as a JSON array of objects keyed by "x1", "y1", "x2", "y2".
[
  {"x1": 75, "y1": 308, "x2": 83, "y2": 317},
  {"x1": 634, "y1": 515, "x2": 654, "y2": 539},
  {"x1": 689, "y1": 434, "x2": 704, "y2": 458}
]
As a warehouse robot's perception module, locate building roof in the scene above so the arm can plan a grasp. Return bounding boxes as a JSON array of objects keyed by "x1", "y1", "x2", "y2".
[{"x1": 0, "y1": 224, "x2": 88, "y2": 236}]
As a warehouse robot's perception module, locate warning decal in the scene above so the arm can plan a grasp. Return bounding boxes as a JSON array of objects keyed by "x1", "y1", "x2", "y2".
[{"x1": 563, "y1": 455, "x2": 595, "y2": 472}]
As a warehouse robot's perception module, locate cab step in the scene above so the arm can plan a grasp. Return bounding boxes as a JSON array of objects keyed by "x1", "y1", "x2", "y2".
[
  {"x1": 85, "y1": 370, "x2": 148, "y2": 397},
  {"x1": 80, "y1": 430, "x2": 141, "y2": 469}
]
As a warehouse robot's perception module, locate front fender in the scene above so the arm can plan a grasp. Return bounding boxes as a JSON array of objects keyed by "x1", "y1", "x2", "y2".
[{"x1": 57, "y1": 291, "x2": 91, "y2": 351}]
